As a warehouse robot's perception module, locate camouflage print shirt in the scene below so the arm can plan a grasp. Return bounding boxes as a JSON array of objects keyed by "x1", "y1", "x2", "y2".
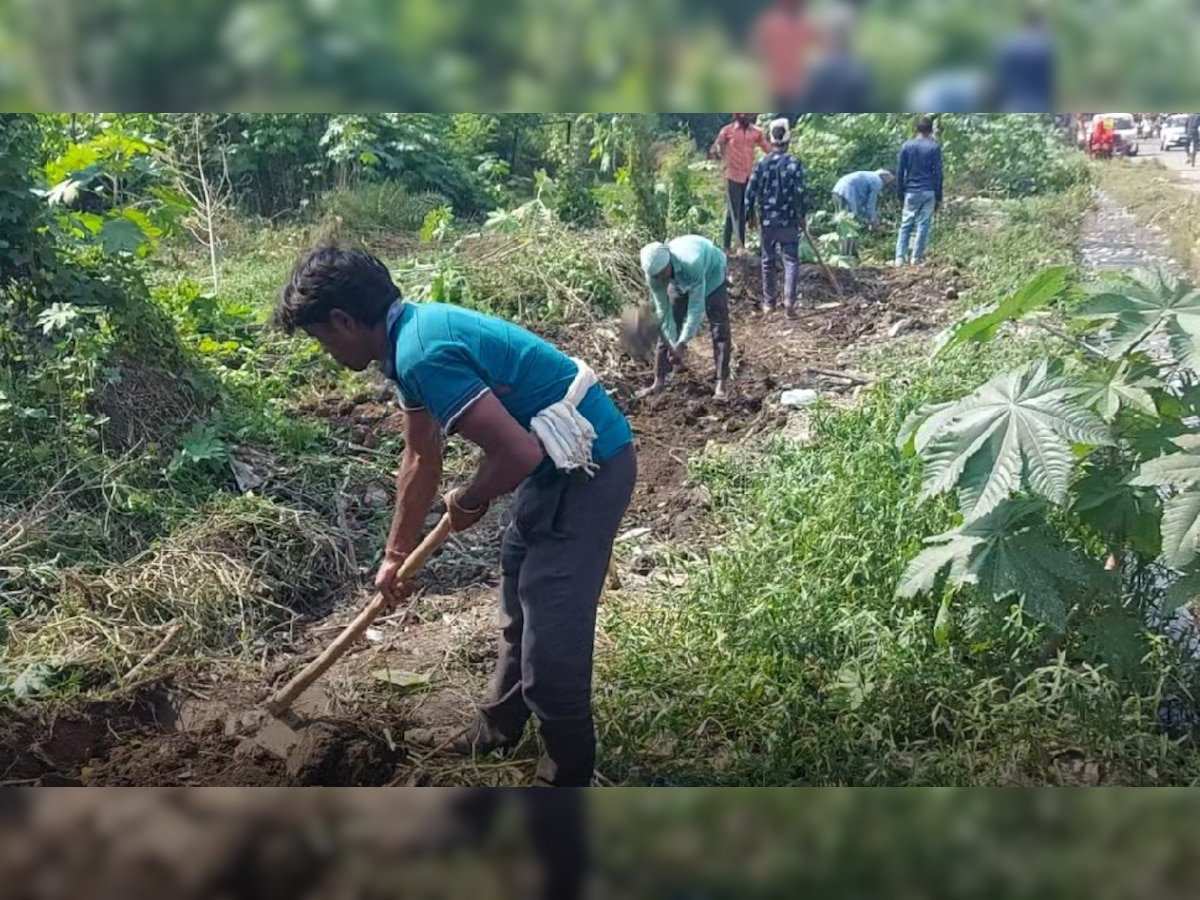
[{"x1": 746, "y1": 149, "x2": 807, "y2": 230}]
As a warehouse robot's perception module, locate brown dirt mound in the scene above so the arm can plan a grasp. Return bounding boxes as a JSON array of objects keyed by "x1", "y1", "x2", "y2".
[
  {"x1": 0, "y1": 684, "x2": 403, "y2": 787},
  {"x1": 93, "y1": 360, "x2": 207, "y2": 453}
]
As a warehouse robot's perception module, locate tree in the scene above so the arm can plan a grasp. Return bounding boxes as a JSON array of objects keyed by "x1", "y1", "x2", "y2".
[{"x1": 168, "y1": 116, "x2": 235, "y2": 291}]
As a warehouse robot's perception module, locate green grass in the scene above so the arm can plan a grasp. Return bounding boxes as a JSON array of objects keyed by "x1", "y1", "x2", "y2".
[
  {"x1": 596, "y1": 182, "x2": 1200, "y2": 786},
  {"x1": 1098, "y1": 159, "x2": 1200, "y2": 281}
]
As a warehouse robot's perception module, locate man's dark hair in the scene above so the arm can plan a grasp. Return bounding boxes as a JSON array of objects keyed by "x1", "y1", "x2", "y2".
[
  {"x1": 915, "y1": 115, "x2": 934, "y2": 135},
  {"x1": 273, "y1": 244, "x2": 400, "y2": 334}
]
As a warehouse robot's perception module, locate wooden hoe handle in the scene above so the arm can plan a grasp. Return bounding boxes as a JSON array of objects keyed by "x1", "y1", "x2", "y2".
[{"x1": 265, "y1": 513, "x2": 455, "y2": 718}]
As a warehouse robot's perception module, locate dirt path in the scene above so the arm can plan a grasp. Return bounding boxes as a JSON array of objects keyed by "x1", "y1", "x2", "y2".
[
  {"x1": 1079, "y1": 188, "x2": 1185, "y2": 277},
  {"x1": 0, "y1": 258, "x2": 964, "y2": 787}
]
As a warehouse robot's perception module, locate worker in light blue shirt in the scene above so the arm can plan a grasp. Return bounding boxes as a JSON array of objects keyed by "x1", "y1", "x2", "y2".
[
  {"x1": 831, "y1": 169, "x2": 894, "y2": 256},
  {"x1": 639, "y1": 235, "x2": 731, "y2": 400}
]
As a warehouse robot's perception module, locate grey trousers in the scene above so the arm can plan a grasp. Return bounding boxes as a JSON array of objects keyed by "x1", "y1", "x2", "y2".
[
  {"x1": 760, "y1": 224, "x2": 800, "y2": 309},
  {"x1": 654, "y1": 282, "x2": 732, "y2": 383},
  {"x1": 478, "y1": 444, "x2": 637, "y2": 786}
]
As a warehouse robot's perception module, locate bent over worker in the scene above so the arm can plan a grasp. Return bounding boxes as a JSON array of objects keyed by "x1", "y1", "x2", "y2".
[
  {"x1": 639, "y1": 235, "x2": 732, "y2": 401},
  {"x1": 274, "y1": 245, "x2": 636, "y2": 787},
  {"x1": 831, "y1": 169, "x2": 894, "y2": 257}
]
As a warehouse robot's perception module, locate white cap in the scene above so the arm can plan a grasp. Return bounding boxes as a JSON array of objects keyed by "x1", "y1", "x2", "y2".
[
  {"x1": 768, "y1": 117, "x2": 791, "y2": 144},
  {"x1": 640, "y1": 242, "x2": 671, "y2": 277}
]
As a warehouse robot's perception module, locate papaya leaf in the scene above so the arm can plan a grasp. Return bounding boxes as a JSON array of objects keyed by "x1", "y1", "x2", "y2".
[
  {"x1": 1158, "y1": 489, "x2": 1200, "y2": 570},
  {"x1": 1164, "y1": 572, "x2": 1200, "y2": 617},
  {"x1": 1075, "y1": 269, "x2": 1200, "y2": 362},
  {"x1": 895, "y1": 499, "x2": 1098, "y2": 630},
  {"x1": 1081, "y1": 610, "x2": 1148, "y2": 682},
  {"x1": 914, "y1": 360, "x2": 1112, "y2": 522},
  {"x1": 935, "y1": 265, "x2": 1071, "y2": 356},
  {"x1": 1079, "y1": 358, "x2": 1160, "y2": 422},
  {"x1": 1071, "y1": 465, "x2": 1162, "y2": 559}
]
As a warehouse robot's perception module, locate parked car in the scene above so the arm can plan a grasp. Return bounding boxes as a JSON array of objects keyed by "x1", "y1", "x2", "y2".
[
  {"x1": 1162, "y1": 114, "x2": 1191, "y2": 151},
  {"x1": 1094, "y1": 113, "x2": 1139, "y2": 156}
]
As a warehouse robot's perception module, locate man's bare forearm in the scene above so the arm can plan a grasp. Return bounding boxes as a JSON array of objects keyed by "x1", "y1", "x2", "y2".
[
  {"x1": 459, "y1": 437, "x2": 544, "y2": 511},
  {"x1": 386, "y1": 446, "x2": 442, "y2": 555}
]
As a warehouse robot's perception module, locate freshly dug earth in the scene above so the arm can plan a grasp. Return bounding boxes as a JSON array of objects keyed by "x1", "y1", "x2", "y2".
[{"x1": 0, "y1": 683, "x2": 402, "y2": 787}]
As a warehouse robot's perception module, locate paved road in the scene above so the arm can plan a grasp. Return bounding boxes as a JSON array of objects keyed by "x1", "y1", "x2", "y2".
[{"x1": 1133, "y1": 136, "x2": 1200, "y2": 191}]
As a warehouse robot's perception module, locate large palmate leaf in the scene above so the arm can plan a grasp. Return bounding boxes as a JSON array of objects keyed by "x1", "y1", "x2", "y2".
[
  {"x1": 1078, "y1": 358, "x2": 1160, "y2": 422},
  {"x1": 896, "y1": 500, "x2": 1102, "y2": 630},
  {"x1": 1075, "y1": 269, "x2": 1200, "y2": 365},
  {"x1": 934, "y1": 265, "x2": 1071, "y2": 357},
  {"x1": 1080, "y1": 610, "x2": 1149, "y2": 683},
  {"x1": 1071, "y1": 463, "x2": 1162, "y2": 559},
  {"x1": 1163, "y1": 571, "x2": 1200, "y2": 617},
  {"x1": 1158, "y1": 491, "x2": 1200, "y2": 570},
  {"x1": 910, "y1": 359, "x2": 1112, "y2": 522},
  {"x1": 1131, "y1": 435, "x2": 1200, "y2": 568}
]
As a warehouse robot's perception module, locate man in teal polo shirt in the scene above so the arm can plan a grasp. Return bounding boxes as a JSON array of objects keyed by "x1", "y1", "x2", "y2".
[{"x1": 274, "y1": 245, "x2": 636, "y2": 788}]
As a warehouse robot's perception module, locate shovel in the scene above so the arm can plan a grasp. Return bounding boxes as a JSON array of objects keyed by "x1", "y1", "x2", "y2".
[
  {"x1": 619, "y1": 303, "x2": 662, "y2": 363},
  {"x1": 265, "y1": 513, "x2": 455, "y2": 720},
  {"x1": 801, "y1": 222, "x2": 844, "y2": 299}
]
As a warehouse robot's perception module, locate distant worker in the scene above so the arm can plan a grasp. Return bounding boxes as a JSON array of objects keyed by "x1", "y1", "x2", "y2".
[
  {"x1": 894, "y1": 115, "x2": 944, "y2": 268},
  {"x1": 710, "y1": 114, "x2": 771, "y2": 256},
  {"x1": 749, "y1": 0, "x2": 826, "y2": 115},
  {"x1": 746, "y1": 117, "x2": 807, "y2": 319},
  {"x1": 831, "y1": 169, "x2": 894, "y2": 257},
  {"x1": 994, "y1": 7, "x2": 1054, "y2": 112},
  {"x1": 1186, "y1": 112, "x2": 1200, "y2": 165},
  {"x1": 639, "y1": 236, "x2": 732, "y2": 401}
]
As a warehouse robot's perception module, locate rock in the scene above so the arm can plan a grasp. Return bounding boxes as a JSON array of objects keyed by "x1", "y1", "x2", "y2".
[
  {"x1": 945, "y1": 287, "x2": 959, "y2": 300},
  {"x1": 889, "y1": 318, "x2": 915, "y2": 339},
  {"x1": 781, "y1": 389, "x2": 818, "y2": 408}
]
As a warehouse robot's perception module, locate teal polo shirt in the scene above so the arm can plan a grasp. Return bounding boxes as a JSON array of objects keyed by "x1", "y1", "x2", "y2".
[{"x1": 382, "y1": 302, "x2": 632, "y2": 463}]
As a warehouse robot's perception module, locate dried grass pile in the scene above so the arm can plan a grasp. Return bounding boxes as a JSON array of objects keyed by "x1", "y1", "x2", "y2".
[
  {"x1": 457, "y1": 227, "x2": 646, "y2": 321},
  {"x1": 7, "y1": 495, "x2": 354, "y2": 678}
]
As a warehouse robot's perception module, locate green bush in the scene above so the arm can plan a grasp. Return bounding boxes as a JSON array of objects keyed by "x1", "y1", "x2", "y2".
[{"x1": 317, "y1": 182, "x2": 450, "y2": 238}]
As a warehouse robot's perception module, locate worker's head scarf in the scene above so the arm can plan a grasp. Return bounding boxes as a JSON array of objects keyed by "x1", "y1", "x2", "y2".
[
  {"x1": 768, "y1": 117, "x2": 791, "y2": 145},
  {"x1": 877, "y1": 169, "x2": 895, "y2": 184},
  {"x1": 640, "y1": 242, "x2": 671, "y2": 279}
]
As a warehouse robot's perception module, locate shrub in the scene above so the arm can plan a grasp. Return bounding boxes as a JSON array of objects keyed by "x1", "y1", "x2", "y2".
[{"x1": 317, "y1": 182, "x2": 449, "y2": 238}]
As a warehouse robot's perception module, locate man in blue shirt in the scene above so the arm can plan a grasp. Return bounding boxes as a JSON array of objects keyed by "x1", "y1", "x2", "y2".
[
  {"x1": 275, "y1": 245, "x2": 636, "y2": 787},
  {"x1": 894, "y1": 115, "x2": 944, "y2": 267},
  {"x1": 746, "y1": 117, "x2": 806, "y2": 318},
  {"x1": 994, "y1": 8, "x2": 1054, "y2": 112},
  {"x1": 831, "y1": 169, "x2": 894, "y2": 257}
]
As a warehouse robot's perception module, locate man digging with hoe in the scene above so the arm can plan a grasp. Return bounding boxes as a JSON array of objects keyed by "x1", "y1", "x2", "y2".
[{"x1": 274, "y1": 245, "x2": 636, "y2": 787}]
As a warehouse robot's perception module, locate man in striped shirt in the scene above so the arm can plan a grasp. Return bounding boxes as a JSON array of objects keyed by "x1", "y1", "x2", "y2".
[{"x1": 710, "y1": 114, "x2": 771, "y2": 254}]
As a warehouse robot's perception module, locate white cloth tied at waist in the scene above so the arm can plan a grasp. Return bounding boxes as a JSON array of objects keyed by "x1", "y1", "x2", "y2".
[{"x1": 529, "y1": 358, "x2": 600, "y2": 476}]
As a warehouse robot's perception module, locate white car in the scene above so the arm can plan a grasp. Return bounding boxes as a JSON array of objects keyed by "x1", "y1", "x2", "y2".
[
  {"x1": 1161, "y1": 114, "x2": 1190, "y2": 151},
  {"x1": 1095, "y1": 113, "x2": 1139, "y2": 156}
]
